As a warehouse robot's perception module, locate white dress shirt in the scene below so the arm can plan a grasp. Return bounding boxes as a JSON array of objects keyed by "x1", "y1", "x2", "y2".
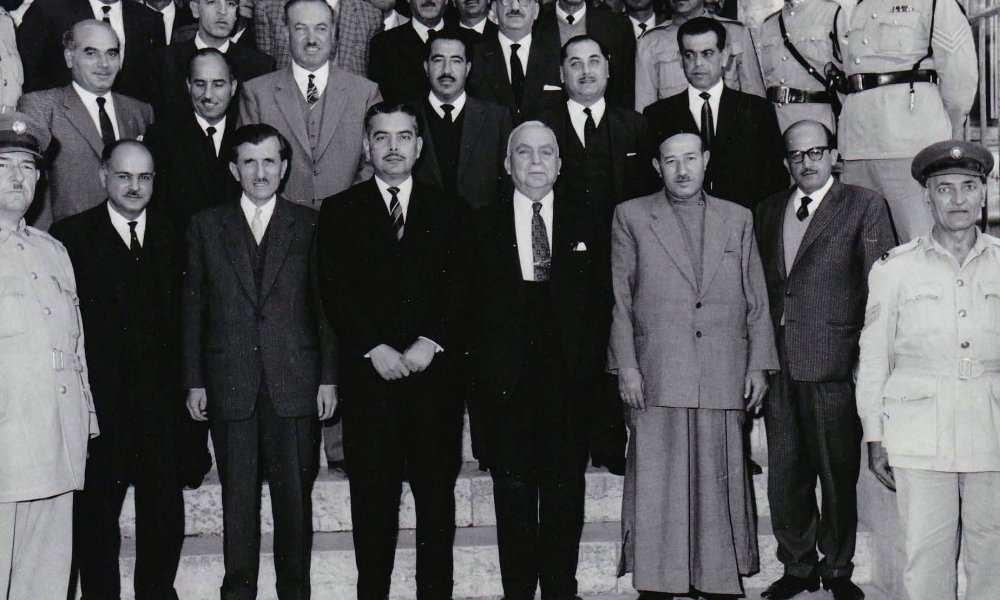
[
  {"x1": 460, "y1": 18, "x2": 487, "y2": 34},
  {"x1": 147, "y1": 0, "x2": 176, "y2": 44},
  {"x1": 195, "y1": 31, "x2": 231, "y2": 53},
  {"x1": 383, "y1": 9, "x2": 402, "y2": 30},
  {"x1": 107, "y1": 202, "x2": 146, "y2": 248},
  {"x1": 291, "y1": 61, "x2": 329, "y2": 100},
  {"x1": 555, "y1": 2, "x2": 585, "y2": 24},
  {"x1": 429, "y1": 91, "x2": 466, "y2": 119},
  {"x1": 412, "y1": 18, "x2": 443, "y2": 43},
  {"x1": 195, "y1": 113, "x2": 226, "y2": 156},
  {"x1": 687, "y1": 80, "x2": 723, "y2": 132},
  {"x1": 567, "y1": 97, "x2": 605, "y2": 146},
  {"x1": 513, "y1": 189, "x2": 554, "y2": 281},
  {"x1": 240, "y1": 193, "x2": 276, "y2": 234},
  {"x1": 791, "y1": 175, "x2": 834, "y2": 218},
  {"x1": 73, "y1": 82, "x2": 120, "y2": 140},
  {"x1": 628, "y1": 13, "x2": 657, "y2": 38},
  {"x1": 375, "y1": 175, "x2": 412, "y2": 220},
  {"x1": 88, "y1": 0, "x2": 126, "y2": 60},
  {"x1": 498, "y1": 32, "x2": 531, "y2": 83},
  {"x1": 325, "y1": 0, "x2": 339, "y2": 11}
]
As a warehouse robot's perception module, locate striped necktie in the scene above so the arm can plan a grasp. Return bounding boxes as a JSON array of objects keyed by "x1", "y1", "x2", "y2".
[{"x1": 388, "y1": 187, "x2": 404, "y2": 240}]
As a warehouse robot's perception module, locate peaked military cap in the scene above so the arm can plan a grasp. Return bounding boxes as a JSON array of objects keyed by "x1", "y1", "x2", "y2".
[{"x1": 911, "y1": 140, "x2": 995, "y2": 186}]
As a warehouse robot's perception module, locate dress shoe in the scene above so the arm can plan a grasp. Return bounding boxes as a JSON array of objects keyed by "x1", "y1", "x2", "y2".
[
  {"x1": 823, "y1": 577, "x2": 865, "y2": 600},
  {"x1": 760, "y1": 574, "x2": 820, "y2": 599},
  {"x1": 636, "y1": 592, "x2": 673, "y2": 599},
  {"x1": 327, "y1": 459, "x2": 349, "y2": 477}
]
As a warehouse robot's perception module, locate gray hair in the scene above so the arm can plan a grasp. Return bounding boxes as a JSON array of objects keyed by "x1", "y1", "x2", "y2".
[{"x1": 506, "y1": 120, "x2": 559, "y2": 158}]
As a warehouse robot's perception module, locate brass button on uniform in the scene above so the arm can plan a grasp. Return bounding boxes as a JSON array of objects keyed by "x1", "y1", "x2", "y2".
[
  {"x1": 957, "y1": 279, "x2": 965, "y2": 287},
  {"x1": 695, "y1": 331, "x2": 703, "y2": 338},
  {"x1": 961, "y1": 341, "x2": 970, "y2": 349},
  {"x1": 30, "y1": 272, "x2": 38, "y2": 279},
  {"x1": 959, "y1": 309, "x2": 967, "y2": 317},
  {"x1": 43, "y1": 307, "x2": 51, "y2": 315},
  {"x1": 58, "y1": 385, "x2": 67, "y2": 394}
]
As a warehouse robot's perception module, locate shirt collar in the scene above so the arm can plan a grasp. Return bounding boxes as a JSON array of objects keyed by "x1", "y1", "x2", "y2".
[
  {"x1": 374, "y1": 175, "x2": 413, "y2": 201},
  {"x1": 924, "y1": 228, "x2": 997, "y2": 262},
  {"x1": 325, "y1": 0, "x2": 339, "y2": 12},
  {"x1": 460, "y1": 17, "x2": 487, "y2": 33},
  {"x1": 793, "y1": 175, "x2": 834, "y2": 207},
  {"x1": 195, "y1": 31, "x2": 231, "y2": 53},
  {"x1": 499, "y1": 31, "x2": 531, "y2": 50},
  {"x1": 291, "y1": 60, "x2": 329, "y2": 92},
  {"x1": 688, "y1": 79, "x2": 724, "y2": 103},
  {"x1": 72, "y1": 81, "x2": 111, "y2": 105},
  {"x1": 567, "y1": 97, "x2": 605, "y2": 124},
  {"x1": 107, "y1": 200, "x2": 147, "y2": 246},
  {"x1": 513, "y1": 189, "x2": 554, "y2": 208},
  {"x1": 89, "y1": 0, "x2": 120, "y2": 17},
  {"x1": 429, "y1": 91, "x2": 467, "y2": 117},
  {"x1": 240, "y1": 193, "x2": 277, "y2": 222},
  {"x1": 149, "y1": 1, "x2": 174, "y2": 16},
  {"x1": 0, "y1": 218, "x2": 27, "y2": 244},
  {"x1": 194, "y1": 112, "x2": 226, "y2": 135},
  {"x1": 412, "y1": 17, "x2": 444, "y2": 43},
  {"x1": 555, "y1": 2, "x2": 585, "y2": 23},
  {"x1": 383, "y1": 9, "x2": 400, "y2": 29}
]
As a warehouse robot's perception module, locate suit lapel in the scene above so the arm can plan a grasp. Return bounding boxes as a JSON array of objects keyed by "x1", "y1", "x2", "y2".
[
  {"x1": 361, "y1": 179, "x2": 399, "y2": 247},
  {"x1": 524, "y1": 35, "x2": 556, "y2": 100},
  {"x1": 273, "y1": 68, "x2": 312, "y2": 156},
  {"x1": 772, "y1": 189, "x2": 793, "y2": 281},
  {"x1": 62, "y1": 87, "x2": 103, "y2": 157},
  {"x1": 791, "y1": 181, "x2": 846, "y2": 272},
  {"x1": 220, "y1": 201, "x2": 258, "y2": 305},
  {"x1": 112, "y1": 93, "x2": 140, "y2": 138},
  {"x1": 499, "y1": 200, "x2": 526, "y2": 304},
  {"x1": 92, "y1": 203, "x2": 132, "y2": 307},
  {"x1": 315, "y1": 66, "x2": 349, "y2": 160},
  {"x1": 712, "y1": 87, "x2": 739, "y2": 153},
  {"x1": 550, "y1": 194, "x2": 571, "y2": 283},
  {"x1": 143, "y1": 211, "x2": 177, "y2": 316},
  {"x1": 699, "y1": 195, "x2": 729, "y2": 294},
  {"x1": 607, "y1": 107, "x2": 626, "y2": 201},
  {"x1": 418, "y1": 102, "x2": 445, "y2": 188},
  {"x1": 648, "y1": 196, "x2": 696, "y2": 288},
  {"x1": 482, "y1": 37, "x2": 515, "y2": 108},
  {"x1": 259, "y1": 198, "x2": 297, "y2": 303},
  {"x1": 457, "y1": 99, "x2": 484, "y2": 183}
]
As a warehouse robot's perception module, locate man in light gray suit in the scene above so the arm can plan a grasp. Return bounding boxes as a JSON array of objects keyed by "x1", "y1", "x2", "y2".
[
  {"x1": 239, "y1": 0, "x2": 380, "y2": 210},
  {"x1": 18, "y1": 19, "x2": 153, "y2": 229},
  {"x1": 609, "y1": 130, "x2": 778, "y2": 598}
]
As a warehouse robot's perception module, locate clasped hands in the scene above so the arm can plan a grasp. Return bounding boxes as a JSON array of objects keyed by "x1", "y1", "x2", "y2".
[{"x1": 369, "y1": 338, "x2": 436, "y2": 381}]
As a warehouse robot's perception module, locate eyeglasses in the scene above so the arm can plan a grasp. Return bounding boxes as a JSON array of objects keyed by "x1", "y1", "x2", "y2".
[
  {"x1": 497, "y1": 0, "x2": 534, "y2": 7},
  {"x1": 786, "y1": 146, "x2": 830, "y2": 164}
]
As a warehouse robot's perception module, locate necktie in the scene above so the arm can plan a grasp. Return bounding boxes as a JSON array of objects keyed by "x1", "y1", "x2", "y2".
[
  {"x1": 531, "y1": 201, "x2": 550, "y2": 282},
  {"x1": 699, "y1": 91, "x2": 714, "y2": 152},
  {"x1": 95, "y1": 96, "x2": 116, "y2": 149},
  {"x1": 306, "y1": 74, "x2": 319, "y2": 106},
  {"x1": 388, "y1": 187, "x2": 405, "y2": 240},
  {"x1": 582, "y1": 106, "x2": 596, "y2": 148},
  {"x1": 205, "y1": 126, "x2": 217, "y2": 156},
  {"x1": 101, "y1": 4, "x2": 111, "y2": 23},
  {"x1": 441, "y1": 103, "x2": 454, "y2": 123},
  {"x1": 638, "y1": 22, "x2": 647, "y2": 36},
  {"x1": 796, "y1": 196, "x2": 813, "y2": 221},
  {"x1": 509, "y1": 43, "x2": 525, "y2": 110},
  {"x1": 250, "y1": 206, "x2": 264, "y2": 243},
  {"x1": 566, "y1": 13, "x2": 575, "y2": 24},
  {"x1": 127, "y1": 220, "x2": 140, "y2": 257}
]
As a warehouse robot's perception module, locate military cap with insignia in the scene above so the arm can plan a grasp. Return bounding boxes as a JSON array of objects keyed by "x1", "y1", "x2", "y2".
[
  {"x1": 911, "y1": 140, "x2": 995, "y2": 186},
  {"x1": 0, "y1": 112, "x2": 50, "y2": 160}
]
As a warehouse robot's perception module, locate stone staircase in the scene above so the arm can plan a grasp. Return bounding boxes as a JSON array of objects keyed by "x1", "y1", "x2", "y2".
[{"x1": 112, "y1": 418, "x2": 875, "y2": 599}]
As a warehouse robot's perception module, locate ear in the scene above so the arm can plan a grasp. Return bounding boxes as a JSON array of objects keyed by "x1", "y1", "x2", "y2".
[
  {"x1": 190, "y1": 0, "x2": 200, "y2": 18},
  {"x1": 64, "y1": 48, "x2": 74, "y2": 70},
  {"x1": 99, "y1": 165, "x2": 108, "y2": 189},
  {"x1": 702, "y1": 149, "x2": 710, "y2": 164},
  {"x1": 463, "y1": 61, "x2": 471, "y2": 77},
  {"x1": 504, "y1": 155, "x2": 512, "y2": 176},
  {"x1": 415, "y1": 136, "x2": 423, "y2": 160},
  {"x1": 279, "y1": 159, "x2": 289, "y2": 181},
  {"x1": 228, "y1": 161, "x2": 240, "y2": 182},
  {"x1": 651, "y1": 157, "x2": 659, "y2": 172},
  {"x1": 362, "y1": 136, "x2": 372, "y2": 163}
]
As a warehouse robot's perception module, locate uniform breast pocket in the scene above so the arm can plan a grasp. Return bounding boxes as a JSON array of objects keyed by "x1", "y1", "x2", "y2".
[
  {"x1": 654, "y1": 54, "x2": 682, "y2": 96},
  {"x1": 898, "y1": 282, "x2": 943, "y2": 334},
  {"x1": 0, "y1": 277, "x2": 28, "y2": 339},
  {"x1": 876, "y1": 11, "x2": 924, "y2": 55},
  {"x1": 882, "y1": 374, "x2": 938, "y2": 457},
  {"x1": 978, "y1": 280, "x2": 1000, "y2": 332}
]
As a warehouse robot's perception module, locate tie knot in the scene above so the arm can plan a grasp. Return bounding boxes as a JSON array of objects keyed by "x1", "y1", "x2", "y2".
[
  {"x1": 206, "y1": 126, "x2": 216, "y2": 137},
  {"x1": 127, "y1": 220, "x2": 137, "y2": 232},
  {"x1": 583, "y1": 107, "x2": 592, "y2": 117},
  {"x1": 699, "y1": 91, "x2": 711, "y2": 101},
  {"x1": 96, "y1": 96, "x2": 106, "y2": 107},
  {"x1": 565, "y1": 14, "x2": 575, "y2": 24},
  {"x1": 801, "y1": 196, "x2": 813, "y2": 206},
  {"x1": 441, "y1": 103, "x2": 454, "y2": 117},
  {"x1": 308, "y1": 74, "x2": 315, "y2": 81},
  {"x1": 532, "y1": 201, "x2": 542, "y2": 216},
  {"x1": 639, "y1": 22, "x2": 647, "y2": 31},
  {"x1": 388, "y1": 186, "x2": 400, "y2": 198},
  {"x1": 510, "y1": 43, "x2": 521, "y2": 53},
  {"x1": 102, "y1": 4, "x2": 110, "y2": 13}
]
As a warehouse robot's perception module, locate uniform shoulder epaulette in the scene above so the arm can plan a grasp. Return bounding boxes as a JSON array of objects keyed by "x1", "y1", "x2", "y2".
[
  {"x1": 26, "y1": 225, "x2": 66, "y2": 251},
  {"x1": 879, "y1": 237, "x2": 923, "y2": 262},
  {"x1": 716, "y1": 16, "x2": 748, "y2": 27}
]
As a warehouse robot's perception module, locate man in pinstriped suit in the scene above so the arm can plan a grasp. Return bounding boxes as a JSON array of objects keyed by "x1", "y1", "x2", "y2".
[{"x1": 253, "y1": 0, "x2": 382, "y2": 76}]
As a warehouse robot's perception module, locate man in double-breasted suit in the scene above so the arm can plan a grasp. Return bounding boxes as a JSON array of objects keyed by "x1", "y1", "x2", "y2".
[
  {"x1": 239, "y1": 0, "x2": 381, "y2": 209},
  {"x1": 50, "y1": 140, "x2": 187, "y2": 600},
  {"x1": 18, "y1": 20, "x2": 154, "y2": 229},
  {"x1": 469, "y1": 121, "x2": 610, "y2": 599},
  {"x1": 755, "y1": 120, "x2": 894, "y2": 600},
  {"x1": 182, "y1": 124, "x2": 337, "y2": 599},
  {"x1": 318, "y1": 101, "x2": 473, "y2": 600},
  {"x1": 412, "y1": 31, "x2": 512, "y2": 207},
  {"x1": 609, "y1": 130, "x2": 777, "y2": 597}
]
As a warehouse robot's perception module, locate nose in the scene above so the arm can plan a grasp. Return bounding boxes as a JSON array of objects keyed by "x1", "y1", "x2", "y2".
[
  {"x1": 10, "y1": 166, "x2": 24, "y2": 183},
  {"x1": 97, "y1": 51, "x2": 109, "y2": 68},
  {"x1": 676, "y1": 159, "x2": 689, "y2": 176},
  {"x1": 254, "y1": 163, "x2": 267, "y2": 179}
]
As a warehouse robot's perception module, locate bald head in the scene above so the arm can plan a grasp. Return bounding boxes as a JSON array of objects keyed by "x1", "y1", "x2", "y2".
[
  {"x1": 64, "y1": 20, "x2": 121, "y2": 94},
  {"x1": 505, "y1": 121, "x2": 561, "y2": 200}
]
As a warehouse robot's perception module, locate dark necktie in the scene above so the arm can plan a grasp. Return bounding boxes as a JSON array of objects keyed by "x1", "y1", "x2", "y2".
[
  {"x1": 441, "y1": 103, "x2": 454, "y2": 123},
  {"x1": 509, "y1": 43, "x2": 525, "y2": 110},
  {"x1": 796, "y1": 196, "x2": 813, "y2": 221},
  {"x1": 306, "y1": 74, "x2": 319, "y2": 106},
  {"x1": 582, "y1": 106, "x2": 596, "y2": 148},
  {"x1": 101, "y1": 4, "x2": 111, "y2": 23},
  {"x1": 566, "y1": 13, "x2": 575, "y2": 24},
  {"x1": 95, "y1": 96, "x2": 116, "y2": 148},
  {"x1": 205, "y1": 126, "x2": 217, "y2": 156},
  {"x1": 638, "y1": 22, "x2": 647, "y2": 36},
  {"x1": 388, "y1": 187, "x2": 404, "y2": 240},
  {"x1": 127, "y1": 220, "x2": 141, "y2": 258},
  {"x1": 531, "y1": 201, "x2": 550, "y2": 282},
  {"x1": 699, "y1": 91, "x2": 714, "y2": 152}
]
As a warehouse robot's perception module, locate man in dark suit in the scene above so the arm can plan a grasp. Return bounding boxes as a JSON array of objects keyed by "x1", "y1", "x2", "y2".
[
  {"x1": 318, "y1": 102, "x2": 473, "y2": 600},
  {"x1": 146, "y1": 48, "x2": 241, "y2": 243},
  {"x1": 624, "y1": 0, "x2": 669, "y2": 39},
  {"x1": 755, "y1": 120, "x2": 895, "y2": 600},
  {"x1": 454, "y1": 0, "x2": 497, "y2": 41},
  {"x1": 50, "y1": 140, "x2": 186, "y2": 600},
  {"x1": 469, "y1": 121, "x2": 609, "y2": 600},
  {"x1": 368, "y1": 0, "x2": 447, "y2": 104},
  {"x1": 412, "y1": 31, "x2": 512, "y2": 207},
  {"x1": 17, "y1": 0, "x2": 166, "y2": 99},
  {"x1": 536, "y1": 0, "x2": 635, "y2": 108},
  {"x1": 466, "y1": 0, "x2": 563, "y2": 123},
  {"x1": 182, "y1": 124, "x2": 337, "y2": 599},
  {"x1": 146, "y1": 0, "x2": 274, "y2": 118},
  {"x1": 643, "y1": 17, "x2": 787, "y2": 212},
  {"x1": 141, "y1": 0, "x2": 197, "y2": 44}
]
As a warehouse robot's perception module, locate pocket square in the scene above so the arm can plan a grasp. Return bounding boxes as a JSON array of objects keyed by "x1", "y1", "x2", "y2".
[
  {"x1": 572, "y1": 242, "x2": 587, "y2": 251},
  {"x1": 626, "y1": 152, "x2": 637, "y2": 157},
  {"x1": 543, "y1": 84, "x2": 562, "y2": 91}
]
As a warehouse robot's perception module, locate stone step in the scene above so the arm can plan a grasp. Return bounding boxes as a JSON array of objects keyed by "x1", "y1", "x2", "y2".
[
  {"x1": 578, "y1": 587, "x2": 889, "y2": 600},
  {"x1": 117, "y1": 519, "x2": 871, "y2": 600},
  {"x1": 120, "y1": 462, "x2": 778, "y2": 537}
]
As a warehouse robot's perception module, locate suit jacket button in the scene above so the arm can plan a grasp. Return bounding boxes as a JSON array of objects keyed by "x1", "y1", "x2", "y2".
[
  {"x1": 695, "y1": 301, "x2": 702, "y2": 308},
  {"x1": 313, "y1": 169, "x2": 320, "y2": 176},
  {"x1": 695, "y1": 331, "x2": 702, "y2": 338},
  {"x1": 785, "y1": 290, "x2": 792, "y2": 297}
]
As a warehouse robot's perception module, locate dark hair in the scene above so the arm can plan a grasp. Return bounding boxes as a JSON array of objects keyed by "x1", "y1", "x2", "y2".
[
  {"x1": 283, "y1": 0, "x2": 336, "y2": 23},
  {"x1": 677, "y1": 16, "x2": 726, "y2": 52},
  {"x1": 559, "y1": 35, "x2": 610, "y2": 65},
  {"x1": 226, "y1": 124, "x2": 292, "y2": 164},
  {"x1": 783, "y1": 119, "x2": 837, "y2": 150},
  {"x1": 649, "y1": 125, "x2": 703, "y2": 159},
  {"x1": 363, "y1": 102, "x2": 423, "y2": 138},
  {"x1": 423, "y1": 29, "x2": 474, "y2": 63},
  {"x1": 186, "y1": 47, "x2": 238, "y2": 82},
  {"x1": 100, "y1": 139, "x2": 153, "y2": 168}
]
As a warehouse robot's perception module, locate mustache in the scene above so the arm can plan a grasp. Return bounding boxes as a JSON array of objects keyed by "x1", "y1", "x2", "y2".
[{"x1": 436, "y1": 75, "x2": 455, "y2": 82}]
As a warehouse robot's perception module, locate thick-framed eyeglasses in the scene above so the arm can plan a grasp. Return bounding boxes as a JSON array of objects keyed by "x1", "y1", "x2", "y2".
[
  {"x1": 498, "y1": 0, "x2": 534, "y2": 7},
  {"x1": 786, "y1": 146, "x2": 830, "y2": 164}
]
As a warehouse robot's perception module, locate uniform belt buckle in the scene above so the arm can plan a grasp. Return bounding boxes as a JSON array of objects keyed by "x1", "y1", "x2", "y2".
[
  {"x1": 52, "y1": 348, "x2": 64, "y2": 371},
  {"x1": 958, "y1": 357, "x2": 982, "y2": 379},
  {"x1": 775, "y1": 86, "x2": 791, "y2": 104}
]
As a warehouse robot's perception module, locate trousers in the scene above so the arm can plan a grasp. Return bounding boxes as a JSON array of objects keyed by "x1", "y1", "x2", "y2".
[
  {"x1": 0, "y1": 492, "x2": 73, "y2": 599},
  {"x1": 841, "y1": 159, "x2": 931, "y2": 243}
]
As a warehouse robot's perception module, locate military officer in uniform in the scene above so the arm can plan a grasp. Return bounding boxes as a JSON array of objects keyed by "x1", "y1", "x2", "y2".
[
  {"x1": 757, "y1": 0, "x2": 846, "y2": 132},
  {"x1": 0, "y1": 113, "x2": 98, "y2": 599},
  {"x1": 857, "y1": 140, "x2": 1000, "y2": 600},
  {"x1": 838, "y1": 0, "x2": 976, "y2": 242},
  {"x1": 633, "y1": 0, "x2": 765, "y2": 112}
]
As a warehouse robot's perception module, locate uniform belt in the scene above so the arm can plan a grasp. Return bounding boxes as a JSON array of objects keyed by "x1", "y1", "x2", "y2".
[
  {"x1": 894, "y1": 356, "x2": 1000, "y2": 379},
  {"x1": 845, "y1": 69, "x2": 939, "y2": 94},
  {"x1": 51, "y1": 348, "x2": 83, "y2": 372},
  {"x1": 766, "y1": 86, "x2": 832, "y2": 104}
]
